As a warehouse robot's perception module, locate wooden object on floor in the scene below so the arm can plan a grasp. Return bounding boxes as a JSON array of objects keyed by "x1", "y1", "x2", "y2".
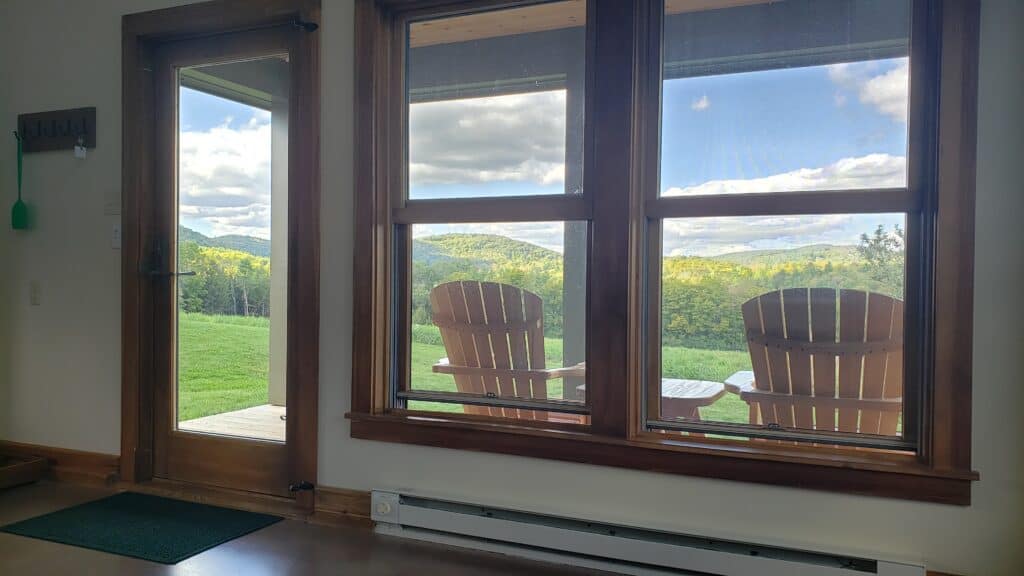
[
  {"x1": 0, "y1": 455, "x2": 48, "y2": 490},
  {"x1": 729, "y1": 288, "x2": 904, "y2": 435},
  {"x1": 0, "y1": 441, "x2": 118, "y2": 485}
]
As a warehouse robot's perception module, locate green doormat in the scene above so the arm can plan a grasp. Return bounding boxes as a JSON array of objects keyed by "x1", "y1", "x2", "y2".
[{"x1": 0, "y1": 492, "x2": 283, "y2": 564}]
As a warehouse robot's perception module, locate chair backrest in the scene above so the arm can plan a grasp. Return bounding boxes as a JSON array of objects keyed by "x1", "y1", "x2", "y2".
[
  {"x1": 741, "y1": 288, "x2": 904, "y2": 435},
  {"x1": 429, "y1": 280, "x2": 548, "y2": 419}
]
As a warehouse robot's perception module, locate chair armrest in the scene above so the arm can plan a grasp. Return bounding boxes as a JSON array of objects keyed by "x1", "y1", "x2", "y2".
[
  {"x1": 431, "y1": 358, "x2": 450, "y2": 373},
  {"x1": 724, "y1": 370, "x2": 756, "y2": 394},
  {"x1": 544, "y1": 362, "x2": 586, "y2": 380}
]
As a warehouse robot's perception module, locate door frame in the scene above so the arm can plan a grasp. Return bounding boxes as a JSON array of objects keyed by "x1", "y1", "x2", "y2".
[{"x1": 121, "y1": 0, "x2": 320, "y2": 510}]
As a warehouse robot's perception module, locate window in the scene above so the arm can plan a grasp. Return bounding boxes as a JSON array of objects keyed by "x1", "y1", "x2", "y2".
[
  {"x1": 392, "y1": 1, "x2": 589, "y2": 422},
  {"x1": 351, "y1": 0, "x2": 980, "y2": 503},
  {"x1": 646, "y1": 0, "x2": 915, "y2": 448}
]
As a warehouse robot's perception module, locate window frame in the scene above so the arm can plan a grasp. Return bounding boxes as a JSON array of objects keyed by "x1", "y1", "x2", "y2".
[{"x1": 349, "y1": 0, "x2": 980, "y2": 504}]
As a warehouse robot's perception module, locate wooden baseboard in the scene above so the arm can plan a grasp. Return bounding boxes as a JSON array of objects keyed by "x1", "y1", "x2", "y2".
[
  {"x1": 313, "y1": 486, "x2": 372, "y2": 525},
  {"x1": 120, "y1": 478, "x2": 372, "y2": 527},
  {"x1": 0, "y1": 440, "x2": 120, "y2": 485}
]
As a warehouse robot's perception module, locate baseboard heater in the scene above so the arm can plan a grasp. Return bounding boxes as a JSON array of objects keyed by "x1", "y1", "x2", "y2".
[{"x1": 371, "y1": 491, "x2": 924, "y2": 576}]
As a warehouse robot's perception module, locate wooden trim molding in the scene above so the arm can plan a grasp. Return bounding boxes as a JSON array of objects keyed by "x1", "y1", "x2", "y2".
[
  {"x1": 314, "y1": 487, "x2": 373, "y2": 524},
  {"x1": 0, "y1": 441, "x2": 120, "y2": 486},
  {"x1": 349, "y1": 414, "x2": 973, "y2": 505}
]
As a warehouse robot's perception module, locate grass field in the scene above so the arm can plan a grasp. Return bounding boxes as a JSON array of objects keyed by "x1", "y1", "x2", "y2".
[
  {"x1": 178, "y1": 313, "x2": 271, "y2": 421},
  {"x1": 178, "y1": 313, "x2": 752, "y2": 423}
]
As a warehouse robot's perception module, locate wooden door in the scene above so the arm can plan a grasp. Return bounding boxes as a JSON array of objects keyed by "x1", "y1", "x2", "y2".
[{"x1": 146, "y1": 24, "x2": 318, "y2": 501}]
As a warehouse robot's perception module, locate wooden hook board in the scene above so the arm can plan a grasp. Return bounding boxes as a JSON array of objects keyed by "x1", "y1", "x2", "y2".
[{"x1": 17, "y1": 107, "x2": 96, "y2": 153}]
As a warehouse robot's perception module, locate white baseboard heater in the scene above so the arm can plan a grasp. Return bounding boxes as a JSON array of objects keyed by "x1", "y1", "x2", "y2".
[{"x1": 371, "y1": 491, "x2": 924, "y2": 576}]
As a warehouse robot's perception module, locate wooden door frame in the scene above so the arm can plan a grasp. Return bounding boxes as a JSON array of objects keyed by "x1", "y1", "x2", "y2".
[{"x1": 121, "y1": 0, "x2": 320, "y2": 510}]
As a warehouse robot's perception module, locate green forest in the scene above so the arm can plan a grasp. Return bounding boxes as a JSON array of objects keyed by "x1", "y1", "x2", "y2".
[{"x1": 177, "y1": 225, "x2": 904, "y2": 353}]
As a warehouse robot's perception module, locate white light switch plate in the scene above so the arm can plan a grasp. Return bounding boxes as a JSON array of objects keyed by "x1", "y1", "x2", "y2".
[
  {"x1": 29, "y1": 281, "x2": 41, "y2": 306},
  {"x1": 111, "y1": 223, "x2": 122, "y2": 250}
]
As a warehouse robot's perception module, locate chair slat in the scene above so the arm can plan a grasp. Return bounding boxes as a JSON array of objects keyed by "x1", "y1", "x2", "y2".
[
  {"x1": 760, "y1": 291, "x2": 794, "y2": 428},
  {"x1": 481, "y1": 282, "x2": 517, "y2": 418},
  {"x1": 431, "y1": 283, "x2": 488, "y2": 416},
  {"x1": 523, "y1": 292, "x2": 547, "y2": 397},
  {"x1": 837, "y1": 289, "x2": 868, "y2": 433},
  {"x1": 860, "y1": 293, "x2": 897, "y2": 434},
  {"x1": 809, "y1": 288, "x2": 838, "y2": 431},
  {"x1": 462, "y1": 281, "x2": 504, "y2": 417},
  {"x1": 502, "y1": 284, "x2": 535, "y2": 420},
  {"x1": 782, "y1": 288, "x2": 814, "y2": 430},
  {"x1": 879, "y1": 299, "x2": 904, "y2": 435},
  {"x1": 742, "y1": 298, "x2": 770, "y2": 425}
]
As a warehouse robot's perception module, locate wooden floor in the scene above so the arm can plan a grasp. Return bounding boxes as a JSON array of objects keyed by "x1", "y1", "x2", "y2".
[
  {"x1": 0, "y1": 481, "x2": 607, "y2": 575},
  {"x1": 179, "y1": 404, "x2": 286, "y2": 442}
]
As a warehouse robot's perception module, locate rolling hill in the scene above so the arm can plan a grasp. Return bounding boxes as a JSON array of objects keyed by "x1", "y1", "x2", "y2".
[
  {"x1": 180, "y1": 226, "x2": 271, "y2": 258},
  {"x1": 412, "y1": 233, "x2": 561, "y2": 268},
  {"x1": 711, "y1": 244, "x2": 861, "y2": 267}
]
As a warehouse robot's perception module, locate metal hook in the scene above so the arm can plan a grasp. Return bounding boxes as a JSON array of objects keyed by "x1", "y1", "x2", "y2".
[{"x1": 293, "y1": 19, "x2": 318, "y2": 32}]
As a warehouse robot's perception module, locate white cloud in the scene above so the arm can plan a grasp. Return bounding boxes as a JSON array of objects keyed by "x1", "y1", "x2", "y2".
[
  {"x1": 690, "y1": 94, "x2": 710, "y2": 111},
  {"x1": 408, "y1": 91, "x2": 567, "y2": 188},
  {"x1": 828, "y1": 59, "x2": 909, "y2": 122},
  {"x1": 662, "y1": 214, "x2": 866, "y2": 257},
  {"x1": 179, "y1": 116, "x2": 273, "y2": 238},
  {"x1": 663, "y1": 153, "x2": 906, "y2": 196}
]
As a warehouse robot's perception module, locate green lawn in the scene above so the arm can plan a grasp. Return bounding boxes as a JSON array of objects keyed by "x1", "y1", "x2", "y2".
[
  {"x1": 178, "y1": 313, "x2": 270, "y2": 421},
  {"x1": 178, "y1": 314, "x2": 753, "y2": 423}
]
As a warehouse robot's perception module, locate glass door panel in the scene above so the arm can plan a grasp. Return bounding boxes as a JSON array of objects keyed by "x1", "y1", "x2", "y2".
[{"x1": 174, "y1": 55, "x2": 289, "y2": 442}]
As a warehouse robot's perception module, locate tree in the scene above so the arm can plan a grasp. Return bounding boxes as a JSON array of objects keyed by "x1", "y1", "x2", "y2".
[{"x1": 857, "y1": 224, "x2": 905, "y2": 298}]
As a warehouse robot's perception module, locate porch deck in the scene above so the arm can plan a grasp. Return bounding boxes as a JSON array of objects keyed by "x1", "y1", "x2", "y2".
[{"x1": 179, "y1": 404, "x2": 286, "y2": 442}]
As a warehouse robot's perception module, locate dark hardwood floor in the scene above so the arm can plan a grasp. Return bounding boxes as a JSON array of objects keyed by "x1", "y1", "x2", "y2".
[{"x1": 0, "y1": 482, "x2": 606, "y2": 575}]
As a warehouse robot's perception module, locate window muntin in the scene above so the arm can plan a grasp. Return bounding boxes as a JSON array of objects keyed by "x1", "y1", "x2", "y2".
[
  {"x1": 406, "y1": 1, "x2": 585, "y2": 201},
  {"x1": 646, "y1": 0, "x2": 916, "y2": 448}
]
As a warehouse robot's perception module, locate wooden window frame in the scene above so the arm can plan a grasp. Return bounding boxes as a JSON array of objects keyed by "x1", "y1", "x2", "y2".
[{"x1": 349, "y1": 0, "x2": 979, "y2": 504}]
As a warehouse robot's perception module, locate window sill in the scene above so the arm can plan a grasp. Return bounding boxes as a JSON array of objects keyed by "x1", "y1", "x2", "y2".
[{"x1": 346, "y1": 412, "x2": 977, "y2": 505}]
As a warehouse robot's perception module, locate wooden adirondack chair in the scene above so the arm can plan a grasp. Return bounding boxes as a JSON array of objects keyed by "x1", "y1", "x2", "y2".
[
  {"x1": 429, "y1": 281, "x2": 586, "y2": 421},
  {"x1": 725, "y1": 288, "x2": 904, "y2": 435}
]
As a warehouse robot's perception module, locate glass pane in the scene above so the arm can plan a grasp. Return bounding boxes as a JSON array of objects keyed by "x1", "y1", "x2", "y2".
[
  {"x1": 175, "y1": 56, "x2": 289, "y2": 442},
  {"x1": 407, "y1": 221, "x2": 587, "y2": 420},
  {"x1": 406, "y1": 0, "x2": 585, "y2": 200},
  {"x1": 660, "y1": 0, "x2": 911, "y2": 197},
  {"x1": 658, "y1": 214, "x2": 906, "y2": 438}
]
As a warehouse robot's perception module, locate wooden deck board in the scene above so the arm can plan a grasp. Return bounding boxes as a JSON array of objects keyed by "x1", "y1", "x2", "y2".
[{"x1": 179, "y1": 404, "x2": 286, "y2": 442}]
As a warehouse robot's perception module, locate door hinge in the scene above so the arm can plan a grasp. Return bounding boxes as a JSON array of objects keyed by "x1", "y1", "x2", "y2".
[{"x1": 289, "y1": 481, "x2": 314, "y2": 493}]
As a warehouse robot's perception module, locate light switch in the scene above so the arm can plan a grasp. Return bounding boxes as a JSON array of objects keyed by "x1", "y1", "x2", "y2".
[
  {"x1": 29, "y1": 281, "x2": 41, "y2": 306},
  {"x1": 111, "y1": 223, "x2": 122, "y2": 250}
]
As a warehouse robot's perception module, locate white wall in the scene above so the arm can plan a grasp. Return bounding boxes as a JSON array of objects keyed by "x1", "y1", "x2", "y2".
[{"x1": 1, "y1": 1, "x2": 1021, "y2": 574}]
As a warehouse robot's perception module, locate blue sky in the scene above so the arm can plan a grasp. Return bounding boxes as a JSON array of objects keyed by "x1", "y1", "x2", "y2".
[
  {"x1": 177, "y1": 57, "x2": 909, "y2": 256},
  {"x1": 178, "y1": 86, "x2": 273, "y2": 239}
]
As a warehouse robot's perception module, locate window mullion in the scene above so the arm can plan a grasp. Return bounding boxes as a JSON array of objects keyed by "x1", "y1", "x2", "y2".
[{"x1": 585, "y1": 0, "x2": 640, "y2": 437}]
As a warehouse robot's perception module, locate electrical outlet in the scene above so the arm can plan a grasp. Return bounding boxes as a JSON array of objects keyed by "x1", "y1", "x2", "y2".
[{"x1": 29, "y1": 281, "x2": 41, "y2": 306}]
